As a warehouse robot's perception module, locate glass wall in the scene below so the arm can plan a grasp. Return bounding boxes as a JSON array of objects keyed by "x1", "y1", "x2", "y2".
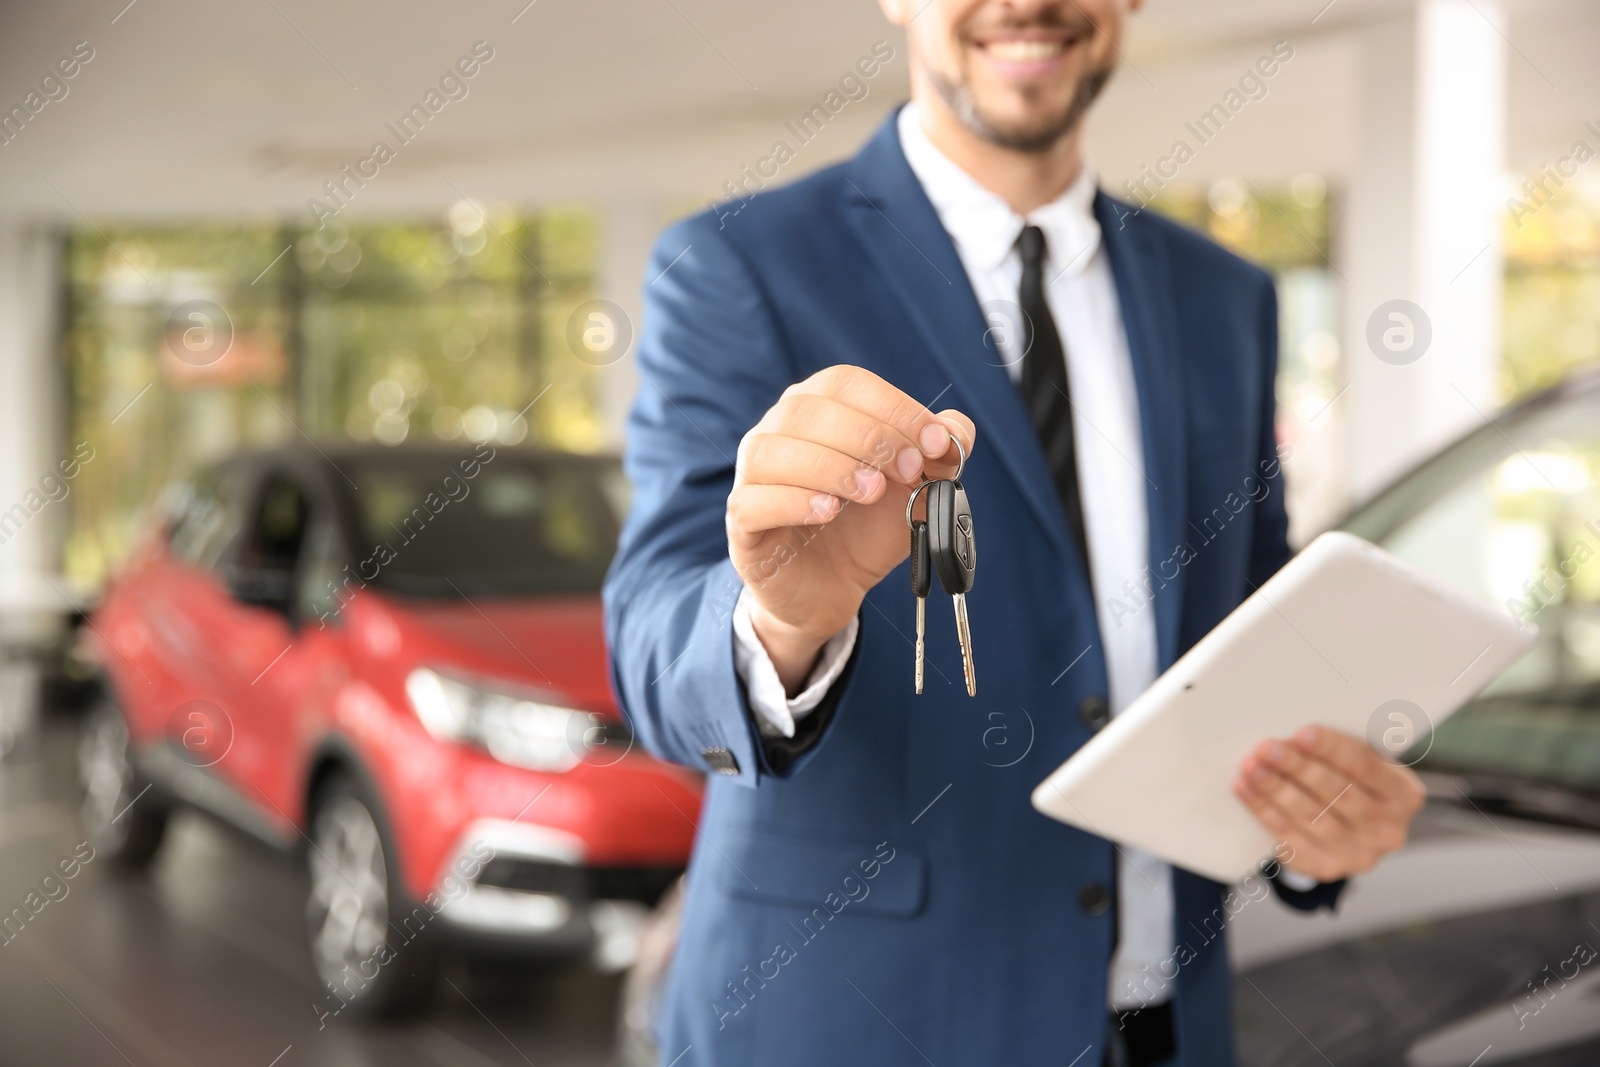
[
  {"x1": 1146, "y1": 177, "x2": 1600, "y2": 539},
  {"x1": 59, "y1": 180, "x2": 1600, "y2": 589},
  {"x1": 1502, "y1": 182, "x2": 1600, "y2": 401},
  {"x1": 1144, "y1": 177, "x2": 1341, "y2": 540},
  {"x1": 62, "y1": 206, "x2": 602, "y2": 589}
]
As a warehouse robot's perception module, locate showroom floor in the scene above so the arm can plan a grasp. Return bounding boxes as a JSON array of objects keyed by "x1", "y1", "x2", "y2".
[{"x1": 0, "y1": 716, "x2": 621, "y2": 1067}]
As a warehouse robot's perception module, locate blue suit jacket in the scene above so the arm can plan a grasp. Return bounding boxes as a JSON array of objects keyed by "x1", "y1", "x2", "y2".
[{"x1": 604, "y1": 111, "x2": 1339, "y2": 1067}]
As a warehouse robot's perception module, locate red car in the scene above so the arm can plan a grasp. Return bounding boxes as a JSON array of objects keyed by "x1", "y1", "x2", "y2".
[{"x1": 78, "y1": 443, "x2": 702, "y2": 1016}]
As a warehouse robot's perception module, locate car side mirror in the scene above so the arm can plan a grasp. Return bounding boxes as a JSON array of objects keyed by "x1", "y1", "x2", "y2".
[{"x1": 224, "y1": 566, "x2": 295, "y2": 618}]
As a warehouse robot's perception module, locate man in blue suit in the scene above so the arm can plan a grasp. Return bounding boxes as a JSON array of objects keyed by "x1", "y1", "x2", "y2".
[{"x1": 605, "y1": 1, "x2": 1426, "y2": 1064}]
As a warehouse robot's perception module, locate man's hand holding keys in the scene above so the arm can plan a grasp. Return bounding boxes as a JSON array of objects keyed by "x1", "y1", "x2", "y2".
[{"x1": 726, "y1": 365, "x2": 974, "y2": 696}]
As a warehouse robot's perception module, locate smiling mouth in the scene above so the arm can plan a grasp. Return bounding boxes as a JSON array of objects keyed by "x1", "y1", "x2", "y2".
[{"x1": 977, "y1": 38, "x2": 1074, "y2": 64}]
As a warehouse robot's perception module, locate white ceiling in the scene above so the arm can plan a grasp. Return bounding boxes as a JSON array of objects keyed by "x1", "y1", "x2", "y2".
[{"x1": 0, "y1": 0, "x2": 1594, "y2": 221}]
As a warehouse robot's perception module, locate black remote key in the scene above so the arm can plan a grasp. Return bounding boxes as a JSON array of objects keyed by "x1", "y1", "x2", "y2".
[{"x1": 927, "y1": 478, "x2": 976, "y2": 695}]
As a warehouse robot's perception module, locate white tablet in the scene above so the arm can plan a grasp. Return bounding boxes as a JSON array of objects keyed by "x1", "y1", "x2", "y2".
[{"x1": 1030, "y1": 531, "x2": 1538, "y2": 884}]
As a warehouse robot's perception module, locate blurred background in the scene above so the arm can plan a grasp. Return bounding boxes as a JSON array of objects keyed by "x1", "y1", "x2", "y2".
[{"x1": 3, "y1": 1, "x2": 1600, "y2": 1066}]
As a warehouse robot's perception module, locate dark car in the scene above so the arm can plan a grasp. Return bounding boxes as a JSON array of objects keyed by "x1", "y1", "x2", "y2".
[
  {"x1": 1234, "y1": 371, "x2": 1600, "y2": 1065},
  {"x1": 617, "y1": 371, "x2": 1600, "y2": 1066}
]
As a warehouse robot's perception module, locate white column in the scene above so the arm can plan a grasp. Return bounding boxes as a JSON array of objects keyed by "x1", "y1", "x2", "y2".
[
  {"x1": 0, "y1": 223, "x2": 65, "y2": 592},
  {"x1": 1340, "y1": 0, "x2": 1507, "y2": 501},
  {"x1": 0, "y1": 222, "x2": 65, "y2": 747},
  {"x1": 596, "y1": 197, "x2": 660, "y2": 450}
]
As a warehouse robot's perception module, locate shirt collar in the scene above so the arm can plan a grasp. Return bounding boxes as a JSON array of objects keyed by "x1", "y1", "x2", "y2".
[{"x1": 896, "y1": 102, "x2": 1102, "y2": 279}]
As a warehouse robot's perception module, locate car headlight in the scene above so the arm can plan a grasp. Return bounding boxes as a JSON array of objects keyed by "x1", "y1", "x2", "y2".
[{"x1": 405, "y1": 667, "x2": 608, "y2": 772}]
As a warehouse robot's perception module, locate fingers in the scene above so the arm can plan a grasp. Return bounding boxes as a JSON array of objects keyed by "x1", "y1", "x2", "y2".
[
  {"x1": 1290, "y1": 727, "x2": 1425, "y2": 811},
  {"x1": 750, "y1": 393, "x2": 926, "y2": 486},
  {"x1": 730, "y1": 367, "x2": 976, "y2": 546},
  {"x1": 925, "y1": 408, "x2": 976, "y2": 481},
  {"x1": 785, "y1": 366, "x2": 976, "y2": 474},
  {"x1": 737, "y1": 434, "x2": 893, "y2": 506},
  {"x1": 1238, "y1": 740, "x2": 1378, "y2": 832},
  {"x1": 726, "y1": 484, "x2": 841, "y2": 547},
  {"x1": 1236, "y1": 789, "x2": 1348, "y2": 883},
  {"x1": 1237, "y1": 761, "x2": 1357, "y2": 835},
  {"x1": 1234, "y1": 728, "x2": 1429, "y2": 883}
]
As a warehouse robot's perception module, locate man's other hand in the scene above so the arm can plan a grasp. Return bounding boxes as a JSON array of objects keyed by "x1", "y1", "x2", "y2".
[{"x1": 1233, "y1": 726, "x2": 1427, "y2": 883}]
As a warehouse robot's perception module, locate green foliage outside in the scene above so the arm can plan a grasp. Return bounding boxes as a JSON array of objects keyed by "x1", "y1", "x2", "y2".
[{"x1": 63, "y1": 207, "x2": 601, "y2": 587}]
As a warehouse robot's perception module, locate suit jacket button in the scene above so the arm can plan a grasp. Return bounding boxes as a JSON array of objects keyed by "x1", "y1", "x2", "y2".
[
  {"x1": 701, "y1": 746, "x2": 739, "y2": 775},
  {"x1": 1078, "y1": 695, "x2": 1111, "y2": 732},
  {"x1": 1078, "y1": 882, "x2": 1111, "y2": 917}
]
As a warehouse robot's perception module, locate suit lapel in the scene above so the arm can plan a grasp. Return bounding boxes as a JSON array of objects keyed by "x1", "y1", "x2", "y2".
[
  {"x1": 843, "y1": 120, "x2": 1074, "y2": 562},
  {"x1": 840, "y1": 118, "x2": 1191, "y2": 668},
  {"x1": 1095, "y1": 194, "x2": 1189, "y2": 670}
]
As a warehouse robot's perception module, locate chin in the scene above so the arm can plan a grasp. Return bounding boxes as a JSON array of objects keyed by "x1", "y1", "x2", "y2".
[
  {"x1": 933, "y1": 66, "x2": 1112, "y2": 153},
  {"x1": 965, "y1": 100, "x2": 1084, "y2": 152},
  {"x1": 981, "y1": 99, "x2": 1077, "y2": 141}
]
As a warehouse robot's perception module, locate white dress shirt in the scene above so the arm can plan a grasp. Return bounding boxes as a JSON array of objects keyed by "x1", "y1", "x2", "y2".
[{"x1": 731, "y1": 102, "x2": 1174, "y2": 1011}]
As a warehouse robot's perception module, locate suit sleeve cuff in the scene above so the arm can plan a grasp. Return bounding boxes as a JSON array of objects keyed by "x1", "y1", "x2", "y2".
[
  {"x1": 732, "y1": 587, "x2": 859, "y2": 739},
  {"x1": 1276, "y1": 868, "x2": 1320, "y2": 893},
  {"x1": 1265, "y1": 860, "x2": 1346, "y2": 912}
]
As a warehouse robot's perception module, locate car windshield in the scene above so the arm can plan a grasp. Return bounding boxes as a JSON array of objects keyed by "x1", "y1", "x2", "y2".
[
  {"x1": 1342, "y1": 389, "x2": 1600, "y2": 802},
  {"x1": 343, "y1": 450, "x2": 623, "y2": 599}
]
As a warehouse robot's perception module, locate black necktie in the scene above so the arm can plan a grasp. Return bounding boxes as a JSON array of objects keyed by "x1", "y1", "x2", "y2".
[
  {"x1": 1016, "y1": 225, "x2": 1092, "y2": 580},
  {"x1": 1018, "y1": 226, "x2": 1120, "y2": 966}
]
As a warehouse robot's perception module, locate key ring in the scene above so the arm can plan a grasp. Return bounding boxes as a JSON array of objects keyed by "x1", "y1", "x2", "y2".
[
  {"x1": 948, "y1": 433, "x2": 967, "y2": 480},
  {"x1": 904, "y1": 432, "x2": 967, "y2": 526}
]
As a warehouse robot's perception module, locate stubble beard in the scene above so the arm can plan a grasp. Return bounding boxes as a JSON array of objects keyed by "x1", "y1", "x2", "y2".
[{"x1": 927, "y1": 61, "x2": 1113, "y2": 153}]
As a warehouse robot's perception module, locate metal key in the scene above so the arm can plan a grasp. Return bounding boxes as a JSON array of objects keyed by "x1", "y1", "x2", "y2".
[
  {"x1": 910, "y1": 517, "x2": 930, "y2": 694},
  {"x1": 928, "y1": 477, "x2": 977, "y2": 697}
]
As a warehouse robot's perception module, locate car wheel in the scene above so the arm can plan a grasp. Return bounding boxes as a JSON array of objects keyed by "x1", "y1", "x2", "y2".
[
  {"x1": 77, "y1": 702, "x2": 168, "y2": 867},
  {"x1": 305, "y1": 775, "x2": 438, "y2": 1018}
]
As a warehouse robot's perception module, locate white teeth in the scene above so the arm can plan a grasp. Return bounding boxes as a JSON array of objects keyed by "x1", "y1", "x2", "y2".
[{"x1": 985, "y1": 39, "x2": 1063, "y2": 63}]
